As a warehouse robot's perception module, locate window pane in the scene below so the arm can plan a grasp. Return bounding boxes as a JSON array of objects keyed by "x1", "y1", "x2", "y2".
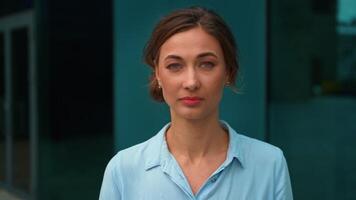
[
  {"x1": 0, "y1": 32, "x2": 5, "y2": 182},
  {"x1": 11, "y1": 27, "x2": 30, "y2": 193},
  {"x1": 269, "y1": 0, "x2": 356, "y2": 199}
]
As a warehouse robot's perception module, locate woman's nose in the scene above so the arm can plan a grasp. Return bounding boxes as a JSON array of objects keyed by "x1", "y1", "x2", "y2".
[{"x1": 182, "y1": 68, "x2": 200, "y2": 91}]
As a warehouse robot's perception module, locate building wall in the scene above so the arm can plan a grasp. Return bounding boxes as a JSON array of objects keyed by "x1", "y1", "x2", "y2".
[
  {"x1": 269, "y1": 0, "x2": 356, "y2": 199},
  {"x1": 0, "y1": 0, "x2": 33, "y2": 18},
  {"x1": 270, "y1": 0, "x2": 337, "y2": 101},
  {"x1": 34, "y1": 1, "x2": 114, "y2": 199}
]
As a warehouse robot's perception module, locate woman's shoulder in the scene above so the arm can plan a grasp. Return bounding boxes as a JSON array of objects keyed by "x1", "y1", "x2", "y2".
[
  {"x1": 105, "y1": 132, "x2": 163, "y2": 173},
  {"x1": 227, "y1": 125, "x2": 285, "y2": 167},
  {"x1": 237, "y1": 133, "x2": 283, "y2": 155},
  {"x1": 107, "y1": 138, "x2": 154, "y2": 167},
  {"x1": 236, "y1": 132, "x2": 286, "y2": 169},
  {"x1": 224, "y1": 121, "x2": 283, "y2": 159}
]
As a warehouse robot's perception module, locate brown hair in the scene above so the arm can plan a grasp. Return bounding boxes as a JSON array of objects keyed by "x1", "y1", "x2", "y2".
[{"x1": 144, "y1": 6, "x2": 239, "y2": 102}]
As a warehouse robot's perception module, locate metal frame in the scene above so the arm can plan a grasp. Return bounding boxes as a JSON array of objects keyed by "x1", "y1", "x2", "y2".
[{"x1": 0, "y1": 10, "x2": 37, "y2": 199}]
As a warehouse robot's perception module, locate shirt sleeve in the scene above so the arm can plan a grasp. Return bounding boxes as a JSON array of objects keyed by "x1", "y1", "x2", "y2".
[
  {"x1": 99, "y1": 157, "x2": 122, "y2": 200},
  {"x1": 275, "y1": 150, "x2": 293, "y2": 200}
]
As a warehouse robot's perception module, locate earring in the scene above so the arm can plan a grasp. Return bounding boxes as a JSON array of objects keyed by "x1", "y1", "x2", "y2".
[
  {"x1": 158, "y1": 81, "x2": 162, "y2": 89},
  {"x1": 225, "y1": 81, "x2": 230, "y2": 86}
]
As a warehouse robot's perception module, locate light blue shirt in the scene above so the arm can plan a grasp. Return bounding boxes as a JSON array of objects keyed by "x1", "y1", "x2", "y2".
[{"x1": 99, "y1": 121, "x2": 293, "y2": 200}]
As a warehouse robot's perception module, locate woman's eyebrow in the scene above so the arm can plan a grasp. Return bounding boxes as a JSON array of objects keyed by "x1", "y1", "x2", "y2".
[
  {"x1": 197, "y1": 52, "x2": 218, "y2": 59},
  {"x1": 164, "y1": 55, "x2": 183, "y2": 61},
  {"x1": 163, "y1": 52, "x2": 217, "y2": 61}
]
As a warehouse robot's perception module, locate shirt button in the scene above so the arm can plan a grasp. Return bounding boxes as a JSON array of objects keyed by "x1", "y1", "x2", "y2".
[{"x1": 210, "y1": 176, "x2": 218, "y2": 183}]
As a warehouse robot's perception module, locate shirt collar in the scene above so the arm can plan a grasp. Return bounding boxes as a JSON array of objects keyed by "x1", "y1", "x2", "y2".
[
  {"x1": 221, "y1": 120, "x2": 245, "y2": 168},
  {"x1": 144, "y1": 123, "x2": 170, "y2": 170},
  {"x1": 143, "y1": 121, "x2": 245, "y2": 171}
]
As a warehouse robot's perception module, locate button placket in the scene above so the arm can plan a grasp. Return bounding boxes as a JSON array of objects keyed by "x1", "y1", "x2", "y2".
[{"x1": 210, "y1": 174, "x2": 219, "y2": 183}]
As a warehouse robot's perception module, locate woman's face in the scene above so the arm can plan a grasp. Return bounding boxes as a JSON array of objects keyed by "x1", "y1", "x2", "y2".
[{"x1": 156, "y1": 27, "x2": 228, "y2": 121}]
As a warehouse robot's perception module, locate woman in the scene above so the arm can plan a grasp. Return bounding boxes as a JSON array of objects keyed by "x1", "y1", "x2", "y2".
[{"x1": 100, "y1": 7, "x2": 293, "y2": 200}]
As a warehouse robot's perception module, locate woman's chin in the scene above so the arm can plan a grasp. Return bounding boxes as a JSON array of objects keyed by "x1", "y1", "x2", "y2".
[{"x1": 174, "y1": 109, "x2": 211, "y2": 121}]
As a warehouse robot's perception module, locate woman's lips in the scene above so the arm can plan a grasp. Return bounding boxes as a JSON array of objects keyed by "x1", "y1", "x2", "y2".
[{"x1": 179, "y1": 97, "x2": 203, "y2": 106}]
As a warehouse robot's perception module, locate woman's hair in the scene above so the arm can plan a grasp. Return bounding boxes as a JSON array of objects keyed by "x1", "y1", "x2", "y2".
[{"x1": 144, "y1": 6, "x2": 239, "y2": 102}]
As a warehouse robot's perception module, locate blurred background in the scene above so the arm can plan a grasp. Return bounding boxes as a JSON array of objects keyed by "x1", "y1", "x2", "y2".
[{"x1": 0, "y1": 0, "x2": 355, "y2": 199}]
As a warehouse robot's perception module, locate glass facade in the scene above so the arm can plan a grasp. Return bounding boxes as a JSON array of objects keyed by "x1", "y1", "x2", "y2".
[
  {"x1": 11, "y1": 27, "x2": 31, "y2": 193},
  {"x1": 268, "y1": 0, "x2": 356, "y2": 199},
  {"x1": 0, "y1": 0, "x2": 33, "y2": 18},
  {"x1": 0, "y1": 31, "x2": 4, "y2": 183}
]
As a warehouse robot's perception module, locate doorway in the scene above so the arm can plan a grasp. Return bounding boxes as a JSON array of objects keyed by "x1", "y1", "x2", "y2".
[{"x1": 0, "y1": 10, "x2": 37, "y2": 199}]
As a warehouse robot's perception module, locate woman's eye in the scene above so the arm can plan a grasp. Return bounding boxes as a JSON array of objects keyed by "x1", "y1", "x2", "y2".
[
  {"x1": 166, "y1": 63, "x2": 182, "y2": 71},
  {"x1": 200, "y1": 62, "x2": 215, "y2": 69}
]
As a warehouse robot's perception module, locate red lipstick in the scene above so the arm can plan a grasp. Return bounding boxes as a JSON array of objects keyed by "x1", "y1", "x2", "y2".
[{"x1": 179, "y1": 96, "x2": 203, "y2": 106}]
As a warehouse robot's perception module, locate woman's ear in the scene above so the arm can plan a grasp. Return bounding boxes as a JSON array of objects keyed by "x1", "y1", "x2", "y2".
[
  {"x1": 155, "y1": 66, "x2": 160, "y2": 82},
  {"x1": 224, "y1": 70, "x2": 230, "y2": 85},
  {"x1": 155, "y1": 65, "x2": 162, "y2": 88}
]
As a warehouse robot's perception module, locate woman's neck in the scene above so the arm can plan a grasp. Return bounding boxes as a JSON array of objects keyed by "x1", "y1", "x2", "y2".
[{"x1": 166, "y1": 116, "x2": 228, "y2": 164}]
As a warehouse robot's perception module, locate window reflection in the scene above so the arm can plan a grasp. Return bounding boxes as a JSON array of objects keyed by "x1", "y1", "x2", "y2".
[
  {"x1": 0, "y1": 32, "x2": 5, "y2": 182},
  {"x1": 337, "y1": 0, "x2": 356, "y2": 95},
  {"x1": 269, "y1": 0, "x2": 356, "y2": 199},
  {"x1": 11, "y1": 27, "x2": 30, "y2": 193}
]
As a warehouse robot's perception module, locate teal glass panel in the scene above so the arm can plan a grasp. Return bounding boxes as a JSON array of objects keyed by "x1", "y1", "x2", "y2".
[
  {"x1": 0, "y1": 32, "x2": 4, "y2": 182},
  {"x1": 11, "y1": 27, "x2": 31, "y2": 193},
  {"x1": 269, "y1": 0, "x2": 356, "y2": 199}
]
